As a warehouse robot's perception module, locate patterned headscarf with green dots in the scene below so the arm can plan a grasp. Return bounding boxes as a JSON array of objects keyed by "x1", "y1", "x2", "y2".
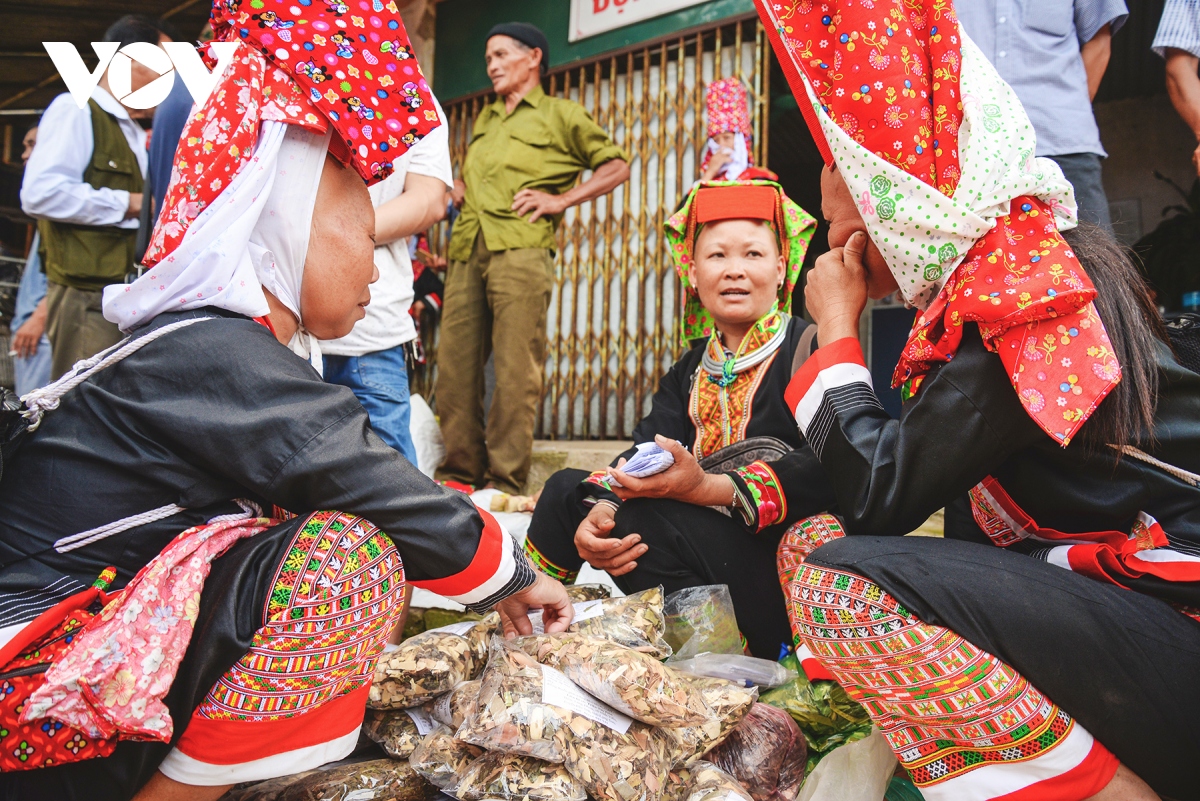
[{"x1": 757, "y1": 0, "x2": 1079, "y2": 310}]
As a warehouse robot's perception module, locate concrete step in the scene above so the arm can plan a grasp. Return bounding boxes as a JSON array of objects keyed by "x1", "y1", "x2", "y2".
[{"x1": 526, "y1": 439, "x2": 633, "y2": 495}]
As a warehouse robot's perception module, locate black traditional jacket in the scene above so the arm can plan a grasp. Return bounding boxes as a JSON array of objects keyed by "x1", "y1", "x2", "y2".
[
  {"x1": 785, "y1": 324, "x2": 1200, "y2": 609},
  {"x1": 0, "y1": 309, "x2": 532, "y2": 630},
  {"x1": 577, "y1": 313, "x2": 835, "y2": 537}
]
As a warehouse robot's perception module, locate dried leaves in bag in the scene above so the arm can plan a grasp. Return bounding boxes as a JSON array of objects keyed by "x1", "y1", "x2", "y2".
[
  {"x1": 676, "y1": 761, "x2": 754, "y2": 801},
  {"x1": 428, "y1": 680, "x2": 482, "y2": 731},
  {"x1": 362, "y1": 709, "x2": 428, "y2": 759},
  {"x1": 454, "y1": 752, "x2": 587, "y2": 801},
  {"x1": 369, "y1": 630, "x2": 479, "y2": 709},
  {"x1": 707, "y1": 704, "x2": 807, "y2": 801},
  {"x1": 572, "y1": 586, "x2": 671, "y2": 659},
  {"x1": 456, "y1": 639, "x2": 577, "y2": 763},
  {"x1": 561, "y1": 719, "x2": 672, "y2": 801},
  {"x1": 219, "y1": 770, "x2": 328, "y2": 801},
  {"x1": 665, "y1": 676, "x2": 758, "y2": 767},
  {"x1": 409, "y1": 726, "x2": 485, "y2": 791},
  {"x1": 565, "y1": 583, "x2": 612, "y2": 603},
  {"x1": 519, "y1": 633, "x2": 711, "y2": 727},
  {"x1": 275, "y1": 759, "x2": 431, "y2": 801}
]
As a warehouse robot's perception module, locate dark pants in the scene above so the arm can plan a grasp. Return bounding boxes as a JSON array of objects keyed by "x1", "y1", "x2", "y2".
[
  {"x1": 811, "y1": 535, "x2": 1200, "y2": 800},
  {"x1": 526, "y1": 468, "x2": 794, "y2": 659},
  {"x1": 1048, "y1": 152, "x2": 1112, "y2": 232}
]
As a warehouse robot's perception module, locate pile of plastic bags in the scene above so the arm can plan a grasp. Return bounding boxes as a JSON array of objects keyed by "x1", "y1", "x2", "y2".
[{"x1": 220, "y1": 583, "x2": 918, "y2": 801}]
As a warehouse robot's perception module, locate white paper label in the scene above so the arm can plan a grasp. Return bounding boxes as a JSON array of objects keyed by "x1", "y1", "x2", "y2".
[
  {"x1": 571, "y1": 599, "x2": 605, "y2": 623},
  {"x1": 540, "y1": 664, "x2": 633, "y2": 734},
  {"x1": 428, "y1": 620, "x2": 477, "y2": 637},
  {"x1": 405, "y1": 707, "x2": 436, "y2": 735},
  {"x1": 527, "y1": 599, "x2": 606, "y2": 635},
  {"x1": 431, "y1": 692, "x2": 455, "y2": 726}
]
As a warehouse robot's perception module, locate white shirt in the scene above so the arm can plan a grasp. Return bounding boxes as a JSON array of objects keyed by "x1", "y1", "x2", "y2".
[
  {"x1": 20, "y1": 88, "x2": 148, "y2": 229},
  {"x1": 323, "y1": 97, "x2": 453, "y2": 356}
]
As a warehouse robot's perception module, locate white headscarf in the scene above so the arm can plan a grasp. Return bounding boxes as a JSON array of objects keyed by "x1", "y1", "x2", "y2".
[
  {"x1": 103, "y1": 122, "x2": 332, "y2": 367},
  {"x1": 703, "y1": 133, "x2": 751, "y2": 181}
]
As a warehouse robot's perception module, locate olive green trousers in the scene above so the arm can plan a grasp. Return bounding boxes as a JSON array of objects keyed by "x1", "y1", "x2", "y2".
[
  {"x1": 434, "y1": 234, "x2": 554, "y2": 493},
  {"x1": 45, "y1": 281, "x2": 123, "y2": 380}
]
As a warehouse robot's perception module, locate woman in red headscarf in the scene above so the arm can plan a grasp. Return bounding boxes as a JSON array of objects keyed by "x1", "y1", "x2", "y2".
[
  {"x1": 755, "y1": 0, "x2": 1200, "y2": 800},
  {"x1": 524, "y1": 179, "x2": 828, "y2": 660},
  {"x1": 0, "y1": 3, "x2": 570, "y2": 800}
]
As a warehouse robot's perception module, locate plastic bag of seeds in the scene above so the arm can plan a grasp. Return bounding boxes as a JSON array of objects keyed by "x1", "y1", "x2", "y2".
[
  {"x1": 362, "y1": 707, "x2": 437, "y2": 759},
  {"x1": 561, "y1": 719, "x2": 673, "y2": 801},
  {"x1": 274, "y1": 759, "x2": 431, "y2": 801},
  {"x1": 518, "y1": 633, "x2": 712, "y2": 727},
  {"x1": 454, "y1": 752, "x2": 587, "y2": 801},
  {"x1": 708, "y1": 704, "x2": 807, "y2": 801},
  {"x1": 572, "y1": 586, "x2": 671, "y2": 659},
  {"x1": 677, "y1": 762, "x2": 754, "y2": 801},
  {"x1": 456, "y1": 639, "x2": 581, "y2": 762},
  {"x1": 664, "y1": 586, "x2": 743, "y2": 661},
  {"x1": 409, "y1": 726, "x2": 485, "y2": 791},
  {"x1": 665, "y1": 676, "x2": 759, "y2": 767},
  {"x1": 369, "y1": 628, "x2": 479, "y2": 709},
  {"x1": 428, "y1": 680, "x2": 482, "y2": 731}
]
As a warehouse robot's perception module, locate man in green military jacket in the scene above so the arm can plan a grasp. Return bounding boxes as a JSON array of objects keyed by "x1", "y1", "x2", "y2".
[
  {"x1": 20, "y1": 16, "x2": 169, "y2": 379},
  {"x1": 436, "y1": 22, "x2": 630, "y2": 494}
]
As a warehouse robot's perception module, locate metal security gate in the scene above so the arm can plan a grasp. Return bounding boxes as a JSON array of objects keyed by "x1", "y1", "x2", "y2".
[{"x1": 429, "y1": 15, "x2": 770, "y2": 439}]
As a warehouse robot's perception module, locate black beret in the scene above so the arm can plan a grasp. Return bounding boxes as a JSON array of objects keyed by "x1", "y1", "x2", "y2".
[{"x1": 487, "y1": 22, "x2": 549, "y2": 75}]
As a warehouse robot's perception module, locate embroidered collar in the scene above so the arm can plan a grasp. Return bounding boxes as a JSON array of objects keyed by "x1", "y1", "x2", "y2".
[{"x1": 702, "y1": 308, "x2": 788, "y2": 387}]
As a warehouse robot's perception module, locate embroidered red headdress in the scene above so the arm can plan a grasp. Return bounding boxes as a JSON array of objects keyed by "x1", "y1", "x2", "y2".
[{"x1": 755, "y1": 0, "x2": 1120, "y2": 445}]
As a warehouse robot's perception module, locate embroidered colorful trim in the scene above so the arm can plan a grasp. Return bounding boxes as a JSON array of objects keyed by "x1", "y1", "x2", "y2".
[
  {"x1": 197, "y1": 511, "x2": 405, "y2": 721},
  {"x1": 776, "y1": 516, "x2": 1092, "y2": 793},
  {"x1": 690, "y1": 313, "x2": 783, "y2": 459},
  {"x1": 523, "y1": 538, "x2": 580, "y2": 585},
  {"x1": 732, "y1": 460, "x2": 787, "y2": 533}
]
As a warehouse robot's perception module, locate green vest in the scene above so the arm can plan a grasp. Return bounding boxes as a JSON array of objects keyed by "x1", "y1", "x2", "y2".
[{"x1": 39, "y1": 99, "x2": 143, "y2": 292}]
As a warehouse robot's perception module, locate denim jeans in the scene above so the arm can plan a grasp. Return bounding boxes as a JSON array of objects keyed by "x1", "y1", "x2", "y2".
[{"x1": 323, "y1": 344, "x2": 418, "y2": 464}]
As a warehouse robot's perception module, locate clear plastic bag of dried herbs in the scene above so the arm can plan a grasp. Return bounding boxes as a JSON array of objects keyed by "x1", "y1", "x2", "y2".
[
  {"x1": 454, "y1": 751, "x2": 587, "y2": 801},
  {"x1": 427, "y1": 679, "x2": 482, "y2": 731},
  {"x1": 408, "y1": 726, "x2": 485, "y2": 791},
  {"x1": 362, "y1": 708, "x2": 433, "y2": 759},
  {"x1": 571, "y1": 586, "x2": 672, "y2": 659},
  {"x1": 560, "y1": 719, "x2": 674, "y2": 801},
  {"x1": 677, "y1": 761, "x2": 755, "y2": 801},
  {"x1": 455, "y1": 638, "x2": 580, "y2": 763},
  {"x1": 272, "y1": 759, "x2": 431, "y2": 801},
  {"x1": 369, "y1": 629, "x2": 480, "y2": 709},
  {"x1": 664, "y1": 675, "x2": 759, "y2": 767},
  {"x1": 518, "y1": 632, "x2": 712, "y2": 727}
]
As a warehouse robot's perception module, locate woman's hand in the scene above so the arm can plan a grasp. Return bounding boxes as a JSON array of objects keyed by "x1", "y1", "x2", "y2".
[
  {"x1": 607, "y1": 435, "x2": 734, "y2": 507},
  {"x1": 574, "y1": 502, "x2": 644, "y2": 577},
  {"x1": 805, "y1": 231, "x2": 869, "y2": 346},
  {"x1": 701, "y1": 148, "x2": 733, "y2": 181},
  {"x1": 495, "y1": 570, "x2": 574, "y2": 638}
]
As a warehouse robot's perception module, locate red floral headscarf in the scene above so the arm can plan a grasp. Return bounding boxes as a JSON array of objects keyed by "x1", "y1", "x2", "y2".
[{"x1": 755, "y1": 0, "x2": 1120, "y2": 446}]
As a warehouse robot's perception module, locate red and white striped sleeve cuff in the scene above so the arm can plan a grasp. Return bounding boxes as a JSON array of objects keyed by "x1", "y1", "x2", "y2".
[
  {"x1": 410, "y1": 508, "x2": 536, "y2": 613},
  {"x1": 784, "y1": 337, "x2": 878, "y2": 454}
]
